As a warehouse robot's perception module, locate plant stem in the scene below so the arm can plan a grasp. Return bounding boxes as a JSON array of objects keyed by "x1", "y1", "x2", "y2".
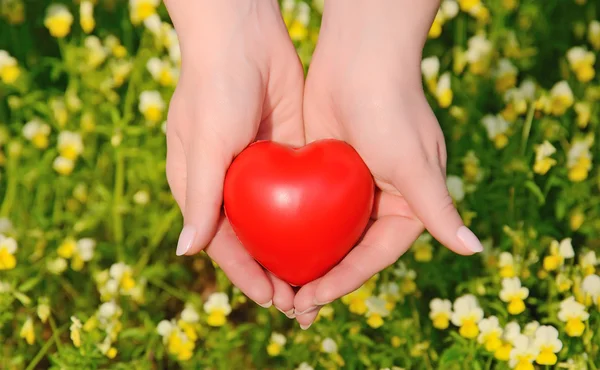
[
  {"x1": 26, "y1": 325, "x2": 65, "y2": 370},
  {"x1": 113, "y1": 149, "x2": 125, "y2": 261}
]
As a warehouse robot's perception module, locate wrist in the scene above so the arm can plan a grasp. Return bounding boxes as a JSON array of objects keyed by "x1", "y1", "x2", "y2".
[
  {"x1": 320, "y1": 0, "x2": 439, "y2": 65},
  {"x1": 164, "y1": 0, "x2": 281, "y2": 54}
]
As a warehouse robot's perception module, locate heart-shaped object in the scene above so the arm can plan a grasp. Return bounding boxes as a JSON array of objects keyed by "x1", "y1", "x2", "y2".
[{"x1": 223, "y1": 139, "x2": 374, "y2": 286}]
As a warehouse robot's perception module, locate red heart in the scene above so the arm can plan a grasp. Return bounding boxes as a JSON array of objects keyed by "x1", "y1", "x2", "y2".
[{"x1": 223, "y1": 139, "x2": 374, "y2": 286}]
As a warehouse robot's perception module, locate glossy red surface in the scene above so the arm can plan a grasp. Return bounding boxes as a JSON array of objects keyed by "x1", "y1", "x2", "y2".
[{"x1": 223, "y1": 139, "x2": 374, "y2": 286}]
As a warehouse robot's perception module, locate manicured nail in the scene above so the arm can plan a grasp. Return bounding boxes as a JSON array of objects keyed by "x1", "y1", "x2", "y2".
[
  {"x1": 300, "y1": 323, "x2": 312, "y2": 330},
  {"x1": 176, "y1": 226, "x2": 196, "y2": 256},
  {"x1": 295, "y1": 306, "x2": 319, "y2": 316},
  {"x1": 258, "y1": 300, "x2": 272, "y2": 308},
  {"x1": 456, "y1": 226, "x2": 484, "y2": 253}
]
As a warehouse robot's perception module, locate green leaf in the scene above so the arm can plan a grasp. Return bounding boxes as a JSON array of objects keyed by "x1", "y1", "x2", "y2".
[{"x1": 525, "y1": 180, "x2": 545, "y2": 205}]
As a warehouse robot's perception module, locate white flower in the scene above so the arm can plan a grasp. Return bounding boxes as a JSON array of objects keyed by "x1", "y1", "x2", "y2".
[
  {"x1": 441, "y1": 0, "x2": 459, "y2": 19},
  {"x1": 76, "y1": 238, "x2": 95, "y2": 261},
  {"x1": 181, "y1": 304, "x2": 200, "y2": 323},
  {"x1": 47, "y1": 258, "x2": 68, "y2": 274},
  {"x1": 567, "y1": 137, "x2": 593, "y2": 169},
  {"x1": 53, "y1": 156, "x2": 75, "y2": 175},
  {"x1": 295, "y1": 2, "x2": 311, "y2": 25},
  {"x1": 295, "y1": 363, "x2": 314, "y2": 370},
  {"x1": 481, "y1": 114, "x2": 509, "y2": 140},
  {"x1": 566, "y1": 46, "x2": 595, "y2": 67},
  {"x1": 477, "y1": 316, "x2": 503, "y2": 345},
  {"x1": 582, "y1": 274, "x2": 600, "y2": 301},
  {"x1": 157, "y1": 319, "x2": 175, "y2": 338},
  {"x1": 0, "y1": 234, "x2": 17, "y2": 254},
  {"x1": 466, "y1": 34, "x2": 492, "y2": 64},
  {"x1": 451, "y1": 294, "x2": 484, "y2": 326},
  {"x1": 421, "y1": 56, "x2": 440, "y2": 80},
  {"x1": 366, "y1": 296, "x2": 390, "y2": 317},
  {"x1": 0, "y1": 281, "x2": 11, "y2": 293},
  {"x1": 558, "y1": 297, "x2": 589, "y2": 322},
  {"x1": 23, "y1": 119, "x2": 51, "y2": 142},
  {"x1": 580, "y1": 251, "x2": 598, "y2": 271},
  {"x1": 446, "y1": 175, "x2": 465, "y2": 202},
  {"x1": 558, "y1": 238, "x2": 574, "y2": 258},
  {"x1": 509, "y1": 334, "x2": 539, "y2": 368},
  {"x1": 535, "y1": 141, "x2": 556, "y2": 160},
  {"x1": 523, "y1": 321, "x2": 539, "y2": 337},
  {"x1": 550, "y1": 81, "x2": 574, "y2": 104},
  {"x1": 321, "y1": 337, "x2": 338, "y2": 353},
  {"x1": 57, "y1": 131, "x2": 84, "y2": 160},
  {"x1": 533, "y1": 326, "x2": 562, "y2": 359},
  {"x1": 494, "y1": 59, "x2": 517, "y2": 78},
  {"x1": 204, "y1": 292, "x2": 232, "y2": 316},
  {"x1": 109, "y1": 262, "x2": 130, "y2": 281},
  {"x1": 500, "y1": 278, "x2": 529, "y2": 302},
  {"x1": 143, "y1": 14, "x2": 161, "y2": 35},
  {"x1": 271, "y1": 332, "x2": 287, "y2": 346},
  {"x1": 99, "y1": 301, "x2": 121, "y2": 319},
  {"x1": 133, "y1": 190, "x2": 150, "y2": 205},
  {"x1": 146, "y1": 57, "x2": 178, "y2": 85},
  {"x1": 503, "y1": 322, "x2": 521, "y2": 344},
  {"x1": 139, "y1": 90, "x2": 165, "y2": 121}
]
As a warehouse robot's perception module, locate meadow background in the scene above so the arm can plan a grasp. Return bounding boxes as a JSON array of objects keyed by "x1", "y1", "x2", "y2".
[{"x1": 1, "y1": 0, "x2": 600, "y2": 369}]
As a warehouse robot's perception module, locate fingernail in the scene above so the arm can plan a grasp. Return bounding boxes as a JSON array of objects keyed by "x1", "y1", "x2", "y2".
[
  {"x1": 258, "y1": 300, "x2": 272, "y2": 308},
  {"x1": 456, "y1": 226, "x2": 484, "y2": 253},
  {"x1": 295, "y1": 306, "x2": 319, "y2": 316},
  {"x1": 300, "y1": 323, "x2": 312, "y2": 330},
  {"x1": 176, "y1": 226, "x2": 196, "y2": 256},
  {"x1": 276, "y1": 307, "x2": 296, "y2": 319}
]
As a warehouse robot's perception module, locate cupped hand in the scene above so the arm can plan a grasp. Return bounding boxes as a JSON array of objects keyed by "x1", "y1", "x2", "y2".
[
  {"x1": 294, "y1": 0, "x2": 483, "y2": 328},
  {"x1": 164, "y1": 0, "x2": 303, "y2": 314}
]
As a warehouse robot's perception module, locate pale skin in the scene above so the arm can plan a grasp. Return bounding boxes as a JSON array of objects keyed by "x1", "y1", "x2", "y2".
[{"x1": 164, "y1": 0, "x2": 484, "y2": 328}]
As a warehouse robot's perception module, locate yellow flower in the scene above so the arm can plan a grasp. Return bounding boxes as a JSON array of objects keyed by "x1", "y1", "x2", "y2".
[
  {"x1": 44, "y1": 4, "x2": 73, "y2": 38},
  {"x1": 463, "y1": 151, "x2": 483, "y2": 183},
  {"x1": 451, "y1": 294, "x2": 483, "y2": 338},
  {"x1": 429, "y1": 298, "x2": 452, "y2": 330},
  {"x1": 0, "y1": 50, "x2": 21, "y2": 84},
  {"x1": 499, "y1": 278, "x2": 529, "y2": 315},
  {"x1": 495, "y1": 322, "x2": 520, "y2": 361},
  {"x1": 204, "y1": 292, "x2": 232, "y2": 327},
  {"x1": 108, "y1": 262, "x2": 137, "y2": 295},
  {"x1": 481, "y1": 114, "x2": 510, "y2": 149},
  {"x1": 558, "y1": 297, "x2": 589, "y2": 337},
  {"x1": 365, "y1": 296, "x2": 390, "y2": 329},
  {"x1": 478, "y1": 316, "x2": 503, "y2": 352},
  {"x1": 556, "y1": 273, "x2": 573, "y2": 293},
  {"x1": 498, "y1": 252, "x2": 517, "y2": 278},
  {"x1": 37, "y1": 298, "x2": 50, "y2": 323},
  {"x1": 421, "y1": 56, "x2": 440, "y2": 92},
  {"x1": 589, "y1": 21, "x2": 600, "y2": 50},
  {"x1": 566, "y1": 46, "x2": 596, "y2": 82},
  {"x1": 532, "y1": 326, "x2": 562, "y2": 366},
  {"x1": 129, "y1": 0, "x2": 160, "y2": 25},
  {"x1": 413, "y1": 233, "x2": 434, "y2": 262},
  {"x1": 58, "y1": 131, "x2": 84, "y2": 160},
  {"x1": 57, "y1": 238, "x2": 76, "y2": 259},
  {"x1": 566, "y1": 135, "x2": 593, "y2": 182},
  {"x1": 341, "y1": 285, "x2": 371, "y2": 314},
  {"x1": 574, "y1": 102, "x2": 591, "y2": 128},
  {"x1": 85, "y1": 36, "x2": 108, "y2": 68},
  {"x1": 22, "y1": 119, "x2": 51, "y2": 149},
  {"x1": 0, "y1": 234, "x2": 17, "y2": 270},
  {"x1": 70, "y1": 316, "x2": 83, "y2": 348},
  {"x1": 466, "y1": 34, "x2": 493, "y2": 75},
  {"x1": 579, "y1": 251, "x2": 597, "y2": 276},
  {"x1": 282, "y1": 1, "x2": 310, "y2": 41},
  {"x1": 53, "y1": 156, "x2": 75, "y2": 175},
  {"x1": 435, "y1": 72, "x2": 453, "y2": 108},
  {"x1": 139, "y1": 90, "x2": 165, "y2": 122},
  {"x1": 502, "y1": 0, "x2": 519, "y2": 10},
  {"x1": 111, "y1": 60, "x2": 133, "y2": 87},
  {"x1": 459, "y1": 0, "x2": 480, "y2": 11},
  {"x1": 20, "y1": 317, "x2": 35, "y2": 345},
  {"x1": 428, "y1": 11, "x2": 444, "y2": 39},
  {"x1": 509, "y1": 334, "x2": 539, "y2": 370},
  {"x1": 494, "y1": 59, "x2": 518, "y2": 93},
  {"x1": 581, "y1": 274, "x2": 600, "y2": 307},
  {"x1": 543, "y1": 238, "x2": 574, "y2": 271},
  {"x1": 548, "y1": 81, "x2": 574, "y2": 116},
  {"x1": 468, "y1": 3, "x2": 490, "y2": 23},
  {"x1": 266, "y1": 333, "x2": 287, "y2": 356},
  {"x1": 80, "y1": 1, "x2": 95, "y2": 33},
  {"x1": 533, "y1": 141, "x2": 557, "y2": 175},
  {"x1": 146, "y1": 57, "x2": 179, "y2": 87}
]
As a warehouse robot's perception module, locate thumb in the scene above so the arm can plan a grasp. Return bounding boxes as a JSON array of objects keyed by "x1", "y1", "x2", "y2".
[
  {"x1": 176, "y1": 142, "x2": 231, "y2": 256},
  {"x1": 394, "y1": 158, "x2": 483, "y2": 255}
]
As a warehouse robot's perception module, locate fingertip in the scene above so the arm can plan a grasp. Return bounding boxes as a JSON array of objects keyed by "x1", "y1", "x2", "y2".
[{"x1": 456, "y1": 226, "x2": 484, "y2": 254}]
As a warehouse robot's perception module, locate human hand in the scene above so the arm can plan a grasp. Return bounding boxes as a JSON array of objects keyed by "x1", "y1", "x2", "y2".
[
  {"x1": 164, "y1": 0, "x2": 304, "y2": 315},
  {"x1": 294, "y1": 0, "x2": 483, "y2": 328}
]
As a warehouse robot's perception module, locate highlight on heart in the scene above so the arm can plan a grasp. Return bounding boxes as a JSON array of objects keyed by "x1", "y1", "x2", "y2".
[{"x1": 1, "y1": 0, "x2": 600, "y2": 369}]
